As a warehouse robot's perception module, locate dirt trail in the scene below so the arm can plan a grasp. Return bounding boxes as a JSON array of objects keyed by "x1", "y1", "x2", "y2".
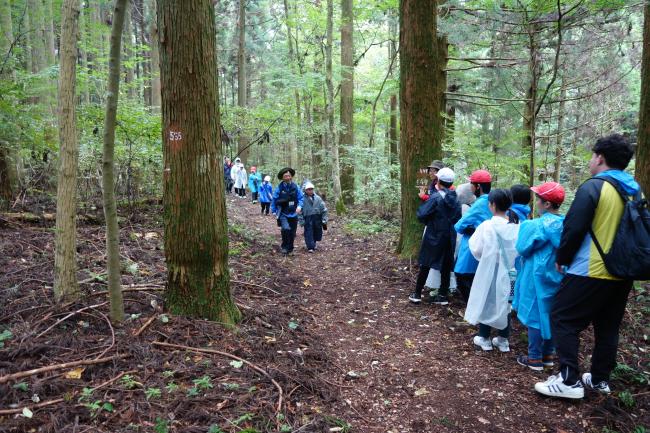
[{"x1": 228, "y1": 196, "x2": 594, "y2": 433}]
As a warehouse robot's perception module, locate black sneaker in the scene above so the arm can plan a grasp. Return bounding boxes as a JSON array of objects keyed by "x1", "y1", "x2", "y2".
[
  {"x1": 430, "y1": 295, "x2": 449, "y2": 305},
  {"x1": 408, "y1": 293, "x2": 422, "y2": 304},
  {"x1": 281, "y1": 248, "x2": 289, "y2": 255}
]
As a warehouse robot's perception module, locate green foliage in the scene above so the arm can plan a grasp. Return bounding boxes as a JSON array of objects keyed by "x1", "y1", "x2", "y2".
[
  {"x1": 12, "y1": 382, "x2": 28, "y2": 392},
  {"x1": 611, "y1": 363, "x2": 649, "y2": 386},
  {"x1": 120, "y1": 374, "x2": 141, "y2": 390},
  {"x1": 144, "y1": 387, "x2": 162, "y2": 400},
  {"x1": 618, "y1": 390, "x2": 636, "y2": 408},
  {"x1": 165, "y1": 382, "x2": 180, "y2": 394},
  {"x1": 0, "y1": 329, "x2": 13, "y2": 348},
  {"x1": 344, "y1": 215, "x2": 397, "y2": 236},
  {"x1": 193, "y1": 375, "x2": 213, "y2": 390},
  {"x1": 207, "y1": 425, "x2": 225, "y2": 433},
  {"x1": 154, "y1": 417, "x2": 169, "y2": 433}
]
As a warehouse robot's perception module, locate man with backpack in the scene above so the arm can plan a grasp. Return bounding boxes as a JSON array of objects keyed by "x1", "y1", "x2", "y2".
[{"x1": 535, "y1": 134, "x2": 642, "y2": 399}]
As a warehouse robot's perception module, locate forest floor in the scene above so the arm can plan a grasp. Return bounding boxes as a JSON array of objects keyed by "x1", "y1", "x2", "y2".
[{"x1": 0, "y1": 196, "x2": 648, "y2": 433}]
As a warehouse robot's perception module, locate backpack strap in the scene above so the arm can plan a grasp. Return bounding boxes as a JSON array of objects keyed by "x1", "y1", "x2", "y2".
[{"x1": 587, "y1": 175, "x2": 632, "y2": 263}]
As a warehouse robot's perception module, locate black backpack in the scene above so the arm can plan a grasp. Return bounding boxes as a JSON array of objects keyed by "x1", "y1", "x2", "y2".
[{"x1": 589, "y1": 177, "x2": 650, "y2": 280}]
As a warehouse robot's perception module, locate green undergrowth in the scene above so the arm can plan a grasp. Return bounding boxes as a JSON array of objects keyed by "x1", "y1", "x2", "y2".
[{"x1": 342, "y1": 213, "x2": 398, "y2": 237}]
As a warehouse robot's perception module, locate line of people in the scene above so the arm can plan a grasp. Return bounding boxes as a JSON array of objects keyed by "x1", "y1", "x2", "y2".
[
  {"x1": 409, "y1": 134, "x2": 640, "y2": 400},
  {"x1": 224, "y1": 159, "x2": 329, "y2": 255}
]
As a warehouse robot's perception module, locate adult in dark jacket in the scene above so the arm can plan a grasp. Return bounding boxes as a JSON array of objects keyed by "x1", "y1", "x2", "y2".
[
  {"x1": 223, "y1": 157, "x2": 233, "y2": 194},
  {"x1": 534, "y1": 134, "x2": 639, "y2": 400},
  {"x1": 410, "y1": 168, "x2": 462, "y2": 305},
  {"x1": 271, "y1": 167, "x2": 304, "y2": 255}
]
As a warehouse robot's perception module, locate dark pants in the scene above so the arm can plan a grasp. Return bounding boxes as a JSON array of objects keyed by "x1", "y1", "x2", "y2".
[
  {"x1": 455, "y1": 273, "x2": 475, "y2": 302},
  {"x1": 551, "y1": 274, "x2": 632, "y2": 385},
  {"x1": 279, "y1": 216, "x2": 298, "y2": 252},
  {"x1": 303, "y1": 215, "x2": 323, "y2": 250},
  {"x1": 251, "y1": 191, "x2": 258, "y2": 202},
  {"x1": 225, "y1": 179, "x2": 233, "y2": 194},
  {"x1": 260, "y1": 202, "x2": 270, "y2": 214},
  {"x1": 235, "y1": 187, "x2": 246, "y2": 197},
  {"x1": 478, "y1": 315, "x2": 511, "y2": 338},
  {"x1": 414, "y1": 247, "x2": 453, "y2": 298}
]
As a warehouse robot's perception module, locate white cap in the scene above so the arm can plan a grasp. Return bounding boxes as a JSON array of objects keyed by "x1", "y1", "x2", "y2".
[
  {"x1": 264, "y1": 175, "x2": 271, "y2": 182},
  {"x1": 234, "y1": 157, "x2": 241, "y2": 162},
  {"x1": 304, "y1": 181, "x2": 315, "y2": 190},
  {"x1": 437, "y1": 167, "x2": 455, "y2": 183}
]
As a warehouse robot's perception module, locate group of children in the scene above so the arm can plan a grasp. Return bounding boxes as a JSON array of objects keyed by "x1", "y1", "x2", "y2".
[{"x1": 410, "y1": 163, "x2": 568, "y2": 373}]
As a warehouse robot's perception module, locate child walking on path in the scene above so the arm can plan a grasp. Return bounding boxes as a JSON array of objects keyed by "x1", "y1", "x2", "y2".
[
  {"x1": 248, "y1": 167, "x2": 262, "y2": 203},
  {"x1": 465, "y1": 189, "x2": 519, "y2": 352},
  {"x1": 259, "y1": 175, "x2": 273, "y2": 215},
  {"x1": 409, "y1": 168, "x2": 462, "y2": 305},
  {"x1": 512, "y1": 182, "x2": 566, "y2": 371},
  {"x1": 299, "y1": 182, "x2": 328, "y2": 252}
]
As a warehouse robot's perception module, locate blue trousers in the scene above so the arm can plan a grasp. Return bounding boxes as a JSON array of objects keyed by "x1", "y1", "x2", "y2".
[
  {"x1": 279, "y1": 215, "x2": 298, "y2": 252},
  {"x1": 303, "y1": 215, "x2": 323, "y2": 250},
  {"x1": 528, "y1": 326, "x2": 554, "y2": 360}
]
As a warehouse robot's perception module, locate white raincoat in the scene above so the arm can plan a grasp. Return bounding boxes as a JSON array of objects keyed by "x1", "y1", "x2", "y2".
[
  {"x1": 231, "y1": 163, "x2": 248, "y2": 189},
  {"x1": 464, "y1": 216, "x2": 519, "y2": 330}
]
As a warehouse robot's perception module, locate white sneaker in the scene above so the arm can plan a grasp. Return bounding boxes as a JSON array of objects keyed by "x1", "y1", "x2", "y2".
[
  {"x1": 534, "y1": 373, "x2": 584, "y2": 399},
  {"x1": 491, "y1": 336, "x2": 510, "y2": 352},
  {"x1": 473, "y1": 336, "x2": 493, "y2": 351},
  {"x1": 582, "y1": 373, "x2": 611, "y2": 394}
]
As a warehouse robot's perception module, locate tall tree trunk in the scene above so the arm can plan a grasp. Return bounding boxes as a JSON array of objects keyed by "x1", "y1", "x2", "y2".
[
  {"x1": 54, "y1": 0, "x2": 80, "y2": 302},
  {"x1": 553, "y1": 81, "x2": 566, "y2": 183},
  {"x1": 28, "y1": 0, "x2": 45, "y2": 73},
  {"x1": 102, "y1": 0, "x2": 128, "y2": 324},
  {"x1": 79, "y1": 3, "x2": 90, "y2": 104},
  {"x1": 396, "y1": 0, "x2": 442, "y2": 258},
  {"x1": 339, "y1": 0, "x2": 354, "y2": 206},
  {"x1": 237, "y1": 0, "x2": 249, "y2": 162},
  {"x1": 283, "y1": 0, "x2": 299, "y2": 169},
  {"x1": 44, "y1": 0, "x2": 56, "y2": 65},
  {"x1": 124, "y1": 3, "x2": 136, "y2": 99},
  {"x1": 523, "y1": 25, "x2": 540, "y2": 186},
  {"x1": 388, "y1": 9, "x2": 398, "y2": 177},
  {"x1": 637, "y1": 1, "x2": 650, "y2": 195},
  {"x1": 158, "y1": 0, "x2": 240, "y2": 324},
  {"x1": 149, "y1": 0, "x2": 161, "y2": 109},
  {"x1": 0, "y1": 0, "x2": 16, "y2": 205},
  {"x1": 326, "y1": 0, "x2": 341, "y2": 201}
]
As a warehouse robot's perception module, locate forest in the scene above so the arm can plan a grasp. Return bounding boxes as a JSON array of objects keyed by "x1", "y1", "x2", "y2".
[{"x1": 0, "y1": 0, "x2": 649, "y2": 432}]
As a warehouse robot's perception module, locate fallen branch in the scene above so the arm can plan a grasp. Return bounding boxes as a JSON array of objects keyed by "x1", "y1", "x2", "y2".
[
  {"x1": 34, "y1": 302, "x2": 108, "y2": 339},
  {"x1": 0, "y1": 398, "x2": 64, "y2": 415},
  {"x1": 133, "y1": 315, "x2": 157, "y2": 337},
  {"x1": 152, "y1": 341, "x2": 283, "y2": 413},
  {"x1": 0, "y1": 354, "x2": 128, "y2": 385},
  {"x1": 231, "y1": 279, "x2": 280, "y2": 295},
  {"x1": 93, "y1": 286, "x2": 164, "y2": 296},
  {"x1": 0, "y1": 369, "x2": 137, "y2": 415}
]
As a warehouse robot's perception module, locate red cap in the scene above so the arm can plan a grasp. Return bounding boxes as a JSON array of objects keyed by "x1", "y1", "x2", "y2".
[
  {"x1": 531, "y1": 182, "x2": 565, "y2": 205},
  {"x1": 469, "y1": 169, "x2": 492, "y2": 183},
  {"x1": 251, "y1": 166, "x2": 257, "y2": 172}
]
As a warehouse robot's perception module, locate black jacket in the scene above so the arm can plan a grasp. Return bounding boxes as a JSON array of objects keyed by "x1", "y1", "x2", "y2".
[{"x1": 417, "y1": 189, "x2": 462, "y2": 268}]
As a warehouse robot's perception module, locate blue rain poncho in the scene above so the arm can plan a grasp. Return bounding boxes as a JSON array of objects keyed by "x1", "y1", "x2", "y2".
[
  {"x1": 454, "y1": 194, "x2": 493, "y2": 274},
  {"x1": 512, "y1": 212, "x2": 564, "y2": 339}
]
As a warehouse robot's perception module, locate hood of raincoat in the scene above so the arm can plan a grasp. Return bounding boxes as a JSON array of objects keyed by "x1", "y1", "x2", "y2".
[
  {"x1": 510, "y1": 203, "x2": 531, "y2": 221},
  {"x1": 595, "y1": 170, "x2": 640, "y2": 196}
]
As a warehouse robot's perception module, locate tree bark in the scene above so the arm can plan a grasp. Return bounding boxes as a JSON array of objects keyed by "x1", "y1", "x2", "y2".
[
  {"x1": 54, "y1": 0, "x2": 80, "y2": 302},
  {"x1": 637, "y1": 1, "x2": 650, "y2": 196},
  {"x1": 158, "y1": 0, "x2": 240, "y2": 324},
  {"x1": 0, "y1": 0, "x2": 16, "y2": 205},
  {"x1": 78, "y1": 3, "x2": 90, "y2": 104},
  {"x1": 396, "y1": 0, "x2": 442, "y2": 258},
  {"x1": 124, "y1": 3, "x2": 136, "y2": 99},
  {"x1": 553, "y1": 80, "x2": 566, "y2": 183},
  {"x1": 44, "y1": 0, "x2": 56, "y2": 65},
  {"x1": 101, "y1": 0, "x2": 128, "y2": 323},
  {"x1": 149, "y1": 0, "x2": 161, "y2": 109},
  {"x1": 326, "y1": 0, "x2": 341, "y2": 201},
  {"x1": 388, "y1": 8, "x2": 398, "y2": 178},
  {"x1": 339, "y1": 0, "x2": 354, "y2": 206},
  {"x1": 27, "y1": 0, "x2": 45, "y2": 73},
  {"x1": 237, "y1": 0, "x2": 249, "y2": 162},
  {"x1": 283, "y1": 0, "x2": 300, "y2": 169},
  {"x1": 523, "y1": 23, "x2": 540, "y2": 186}
]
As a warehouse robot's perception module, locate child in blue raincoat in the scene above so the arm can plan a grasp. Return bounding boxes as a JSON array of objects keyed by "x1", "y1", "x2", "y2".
[
  {"x1": 512, "y1": 181, "x2": 566, "y2": 371},
  {"x1": 259, "y1": 175, "x2": 273, "y2": 215},
  {"x1": 248, "y1": 166, "x2": 262, "y2": 204}
]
